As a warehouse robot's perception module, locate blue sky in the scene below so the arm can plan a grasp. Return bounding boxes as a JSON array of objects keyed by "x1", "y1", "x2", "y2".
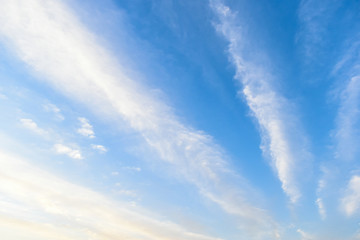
[{"x1": 0, "y1": 0, "x2": 359, "y2": 239}]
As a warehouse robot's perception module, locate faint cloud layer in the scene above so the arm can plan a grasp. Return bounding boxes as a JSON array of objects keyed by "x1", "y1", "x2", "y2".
[{"x1": 0, "y1": 149, "x2": 221, "y2": 240}]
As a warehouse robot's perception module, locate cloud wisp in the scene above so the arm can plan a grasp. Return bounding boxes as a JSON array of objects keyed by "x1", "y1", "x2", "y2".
[
  {"x1": 332, "y1": 38, "x2": 360, "y2": 162},
  {"x1": 296, "y1": 0, "x2": 340, "y2": 58},
  {"x1": 335, "y1": 76, "x2": 360, "y2": 159},
  {"x1": 315, "y1": 197, "x2": 326, "y2": 220},
  {"x1": 0, "y1": 0, "x2": 279, "y2": 238},
  {"x1": 333, "y1": 41, "x2": 360, "y2": 222},
  {"x1": 20, "y1": 118, "x2": 48, "y2": 136},
  {"x1": 298, "y1": 0, "x2": 360, "y2": 223},
  {"x1": 297, "y1": 229, "x2": 315, "y2": 240},
  {"x1": 210, "y1": 0, "x2": 310, "y2": 203},
  {"x1": 341, "y1": 175, "x2": 360, "y2": 216},
  {"x1": 91, "y1": 144, "x2": 107, "y2": 153},
  {"x1": 297, "y1": 0, "x2": 360, "y2": 164},
  {"x1": 43, "y1": 103, "x2": 64, "y2": 121}
]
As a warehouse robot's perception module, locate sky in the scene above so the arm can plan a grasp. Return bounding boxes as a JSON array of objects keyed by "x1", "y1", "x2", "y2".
[{"x1": 0, "y1": 0, "x2": 359, "y2": 239}]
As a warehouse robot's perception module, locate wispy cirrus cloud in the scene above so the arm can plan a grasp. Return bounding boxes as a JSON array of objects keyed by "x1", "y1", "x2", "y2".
[
  {"x1": 297, "y1": 0, "x2": 360, "y2": 165},
  {"x1": 0, "y1": 0, "x2": 279, "y2": 238},
  {"x1": 335, "y1": 75, "x2": 360, "y2": 161},
  {"x1": 332, "y1": 38, "x2": 360, "y2": 162},
  {"x1": 210, "y1": 0, "x2": 310, "y2": 203},
  {"x1": 298, "y1": 0, "x2": 360, "y2": 224},
  {"x1": 0, "y1": 149, "x2": 222, "y2": 240},
  {"x1": 297, "y1": 0, "x2": 341, "y2": 58},
  {"x1": 315, "y1": 173, "x2": 327, "y2": 220},
  {"x1": 315, "y1": 198, "x2": 326, "y2": 220}
]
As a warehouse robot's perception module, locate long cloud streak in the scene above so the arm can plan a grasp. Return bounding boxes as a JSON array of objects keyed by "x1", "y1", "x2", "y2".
[
  {"x1": 0, "y1": 0, "x2": 279, "y2": 238},
  {"x1": 210, "y1": 0, "x2": 310, "y2": 203}
]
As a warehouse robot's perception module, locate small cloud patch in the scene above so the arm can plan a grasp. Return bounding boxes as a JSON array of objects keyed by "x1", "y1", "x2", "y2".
[
  {"x1": 77, "y1": 117, "x2": 95, "y2": 138},
  {"x1": 54, "y1": 143, "x2": 83, "y2": 160},
  {"x1": 91, "y1": 144, "x2": 107, "y2": 153}
]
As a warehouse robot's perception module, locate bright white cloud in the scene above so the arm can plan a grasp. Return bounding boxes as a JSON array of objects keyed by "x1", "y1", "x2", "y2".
[
  {"x1": 0, "y1": 149, "x2": 222, "y2": 240},
  {"x1": 53, "y1": 143, "x2": 83, "y2": 160},
  {"x1": 91, "y1": 144, "x2": 107, "y2": 153},
  {"x1": 77, "y1": 117, "x2": 95, "y2": 138},
  {"x1": 20, "y1": 118, "x2": 48, "y2": 136},
  {"x1": 0, "y1": 0, "x2": 279, "y2": 238},
  {"x1": 341, "y1": 175, "x2": 360, "y2": 216},
  {"x1": 210, "y1": 0, "x2": 310, "y2": 203}
]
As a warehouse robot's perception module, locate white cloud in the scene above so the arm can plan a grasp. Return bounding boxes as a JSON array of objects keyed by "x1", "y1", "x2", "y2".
[
  {"x1": 43, "y1": 103, "x2": 64, "y2": 120},
  {"x1": 297, "y1": 229, "x2": 315, "y2": 240},
  {"x1": 91, "y1": 144, "x2": 107, "y2": 153},
  {"x1": 0, "y1": 149, "x2": 221, "y2": 240},
  {"x1": 315, "y1": 198, "x2": 326, "y2": 220},
  {"x1": 341, "y1": 175, "x2": 360, "y2": 216},
  {"x1": 314, "y1": 167, "x2": 329, "y2": 220},
  {"x1": 0, "y1": 0, "x2": 279, "y2": 238},
  {"x1": 77, "y1": 117, "x2": 95, "y2": 138},
  {"x1": 210, "y1": 0, "x2": 310, "y2": 203},
  {"x1": 20, "y1": 118, "x2": 48, "y2": 136},
  {"x1": 53, "y1": 143, "x2": 83, "y2": 160}
]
